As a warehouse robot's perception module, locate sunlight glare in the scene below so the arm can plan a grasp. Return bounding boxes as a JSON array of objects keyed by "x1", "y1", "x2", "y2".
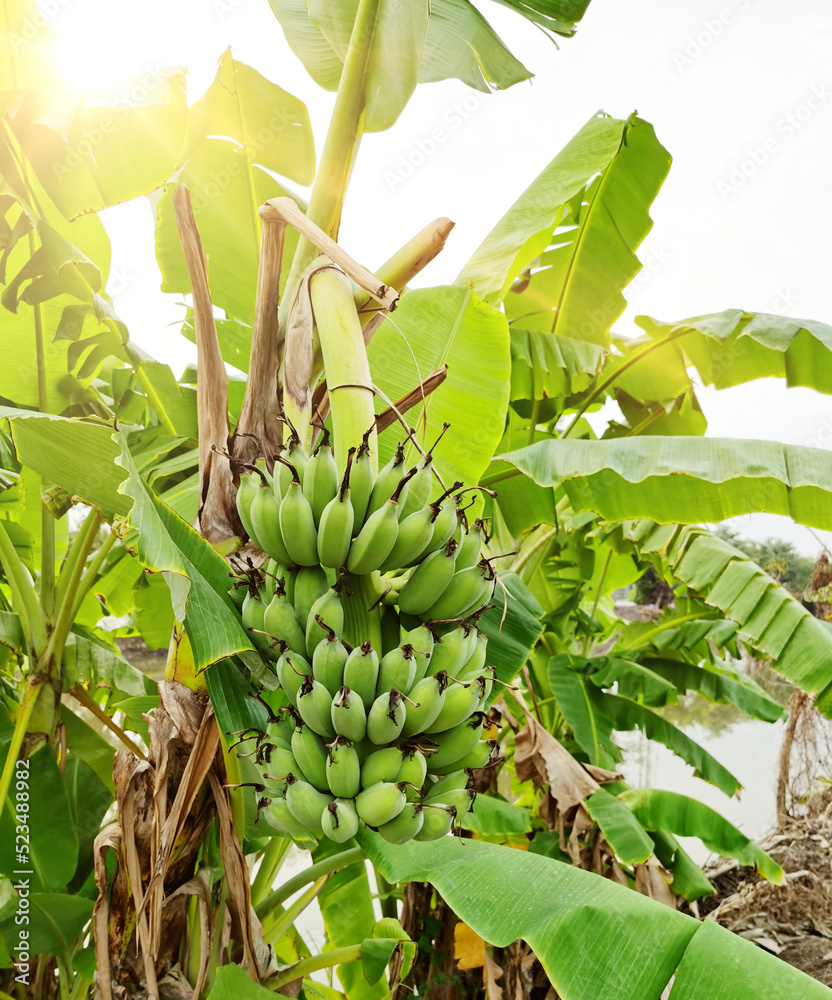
[{"x1": 49, "y1": 0, "x2": 183, "y2": 104}]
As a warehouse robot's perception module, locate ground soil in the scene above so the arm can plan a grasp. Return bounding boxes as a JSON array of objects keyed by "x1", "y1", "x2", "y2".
[{"x1": 688, "y1": 794, "x2": 832, "y2": 986}]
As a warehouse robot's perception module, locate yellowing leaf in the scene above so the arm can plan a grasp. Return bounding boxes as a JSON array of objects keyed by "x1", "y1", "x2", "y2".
[{"x1": 454, "y1": 921, "x2": 486, "y2": 970}]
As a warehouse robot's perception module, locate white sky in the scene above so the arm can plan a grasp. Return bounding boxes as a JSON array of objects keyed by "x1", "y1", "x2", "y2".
[{"x1": 48, "y1": 0, "x2": 832, "y2": 556}]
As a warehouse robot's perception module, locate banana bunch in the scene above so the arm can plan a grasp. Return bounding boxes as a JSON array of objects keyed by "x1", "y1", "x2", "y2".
[{"x1": 232, "y1": 423, "x2": 504, "y2": 845}]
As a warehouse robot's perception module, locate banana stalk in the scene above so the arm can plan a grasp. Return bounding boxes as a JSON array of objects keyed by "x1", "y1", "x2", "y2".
[
  {"x1": 310, "y1": 262, "x2": 377, "y2": 474},
  {"x1": 355, "y1": 217, "x2": 454, "y2": 334},
  {"x1": 278, "y1": 0, "x2": 383, "y2": 329}
]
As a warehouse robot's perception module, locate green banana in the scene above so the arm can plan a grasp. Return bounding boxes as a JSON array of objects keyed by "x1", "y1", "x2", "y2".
[
  {"x1": 293, "y1": 565, "x2": 329, "y2": 630},
  {"x1": 264, "y1": 582, "x2": 308, "y2": 657},
  {"x1": 455, "y1": 518, "x2": 488, "y2": 572},
  {"x1": 346, "y1": 468, "x2": 416, "y2": 575},
  {"x1": 343, "y1": 641, "x2": 379, "y2": 707},
  {"x1": 296, "y1": 677, "x2": 336, "y2": 738},
  {"x1": 241, "y1": 592, "x2": 270, "y2": 653},
  {"x1": 425, "y1": 679, "x2": 480, "y2": 734},
  {"x1": 355, "y1": 780, "x2": 407, "y2": 827},
  {"x1": 361, "y1": 747, "x2": 404, "y2": 789},
  {"x1": 399, "y1": 423, "x2": 449, "y2": 519},
  {"x1": 378, "y1": 802, "x2": 424, "y2": 844},
  {"x1": 367, "y1": 689, "x2": 407, "y2": 745},
  {"x1": 427, "y1": 625, "x2": 471, "y2": 678},
  {"x1": 457, "y1": 632, "x2": 489, "y2": 687},
  {"x1": 261, "y1": 560, "x2": 281, "y2": 602},
  {"x1": 291, "y1": 724, "x2": 330, "y2": 792},
  {"x1": 396, "y1": 748, "x2": 427, "y2": 789},
  {"x1": 472, "y1": 666, "x2": 495, "y2": 705},
  {"x1": 425, "y1": 770, "x2": 475, "y2": 805},
  {"x1": 235, "y1": 472, "x2": 260, "y2": 544},
  {"x1": 277, "y1": 458, "x2": 319, "y2": 566},
  {"x1": 402, "y1": 622, "x2": 435, "y2": 659},
  {"x1": 417, "y1": 483, "x2": 462, "y2": 559},
  {"x1": 250, "y1": 486, "x2": 292, "y2": 565},
  {"x1": 265, "y1": 710, "x2": 297, "y2": 747},
  {"x1": 458, "y1": 572, "x2": 496, "y2": 619},
  {"x1": 259, "y1": 796, "x2": 311, "y2": 838},
  {"x1": 349, "y1": 428, "x2": 375, "y2": 526},
  {"x1": 400, "y1": 673, "x2": 447, "y2": 737},
  {"x1": 326, "y1": 737, "x2": 361, "y2": 798},
  {"x1": 377, "y1": 643, "x2": 418, "y2": 695},
  {"x1": 446, "y1": 738, "x2": 499, "y2": 771},
  {"x1": 397, "y1": 539, "x2": 459, "y2": 616},
  {"x1": 306, "y1": 588, "x2": 345, "y2": 658},
  {"x1": 381, "y1": 506, "x2": 434, "y2": 571},
  {"x1": 366, "y1": 442, "x2": 408, "y2": 519},
  {"x1": 321, "y1": 798, "x2": 360, "y2": 843},
  {"x1": 312, "y1": 624, "x2": 349, "y2": 697},
  {"x1": 303, "y1": 428, "x2": 339, "y2": 526},
  {"x1": 277, "y1": 651, "x2": 311, "y2": 706},
  {"x1": 285, "y1": 774, "x2": 332, "y2": 831},
  {"x1": 402, "y1": 623, "x2": 435, "y2": 685},
  {"x1": 275, "y1": 436, "x2": 309, "y2": 498},
  {"x1": 425, "y1": 715, "x2": 485, "y2": 772},
  {"x1": 331, "y1": 686, "x2": 368, "y2": 742},
  {"x1": 414, "y1": 804, "x2": 456, "y2": 841},
  {"x1": 317, "y1": 448, "x2": 355, "y2": 569},
  {"x1": 260, "y1": 745, "x2": 297, "y2": 784},
  {"x1": 425, "y1": 560, "x2": 494, "y2": 621}
]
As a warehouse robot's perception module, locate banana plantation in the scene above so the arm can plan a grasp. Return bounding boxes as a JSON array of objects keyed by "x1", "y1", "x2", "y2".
[{"x1": 2, "y1": 1, "x2": 832, "y2": 998}]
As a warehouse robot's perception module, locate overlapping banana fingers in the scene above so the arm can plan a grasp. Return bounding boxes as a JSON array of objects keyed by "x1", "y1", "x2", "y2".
[{"x1": 231, "y1": 421, "x2": 506, "y2": 845}]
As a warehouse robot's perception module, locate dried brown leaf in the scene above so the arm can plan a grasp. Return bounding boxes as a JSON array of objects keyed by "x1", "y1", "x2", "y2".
[
  {"x1": 92, "y1": 823, "x2": 123, "y2": 1000},
  {"x1": 634, "y1": 860, "x2": 676, "y2": 908},
  {"x1": 582, "y1": 763, "x2": 625, "y2": 784},
  {"x1": 114, "y1": 753, "x2": 159, "y2": 997},
  {"x1": 208, "y1": 770, "x2": 261, "y2": 981},
  {"x1": 233, "y1": 218, "x2": 284, "y2": 469},
  {"x1": 260, "y1": 198, "x2": 398, "y2": 311},
  {"x1": 168, "y1": 866, "x2": 213, "y2": 1000},
  {"x1": 484, "y1": 954, "x2": 504, "y2": 1000},
  {"x1": 514, "y1": 714, "x2": 599, "y2": 812},
  {"x1": 172, "y1": 185, "x2": 240, "y2": 544},
  {"x1": 282, "y1": 260, "x2": 323, "y2": 422},
  {"x1": 566, "y1": 804, "x2": 594, "y2": 867}
]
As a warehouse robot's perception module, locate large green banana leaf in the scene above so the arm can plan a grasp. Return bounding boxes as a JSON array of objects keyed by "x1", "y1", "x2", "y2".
[
  {"x1": 626, "y1": 520, "x2": 832, "y2": 711},
  {"x1": 637, "y1": 309, "x2": 832, "y2": 395},
  {"x1": 359, "y1": 832, "x2": 829, "y2": 1000},
  {"x1": 458, "y1": 114, "x2": 670, "y2": 335},
  {"x1": 583, "y1": 786, "x2": 654, "y2": 864},
  {"x1": 0, "y1": 409, "x2": 258, "y2": 672},
  {"x1": 0, "y1": 409, "x2": 128, "y2": 517},
  {"x1": 0, "y1": 710, "x2": 78, "y2": 893},
  {"x1": 268, "y1": 0, "x2": 592, "y2": 105},
  {"x1": 602, "y1": 691, "x2": 741, "y2": 796},
  {"x1": 619, "y1": 788, "x2": 781, "y2": 882},
  {"x1": 510, "y1": 329, "x2": 604, "y2": 403},
  {"x1": 16, "y1": 74, "x2": 187, "y2": 221},
  {"x1": 155, "y1": 54, "x2": 312, "y2": 328},
  {"x1": 369, "y1": 286, "x2": 510, "y2": 489},
  {"x1": 496, "y1": 436, "x2": 832, "y2": 529}
]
